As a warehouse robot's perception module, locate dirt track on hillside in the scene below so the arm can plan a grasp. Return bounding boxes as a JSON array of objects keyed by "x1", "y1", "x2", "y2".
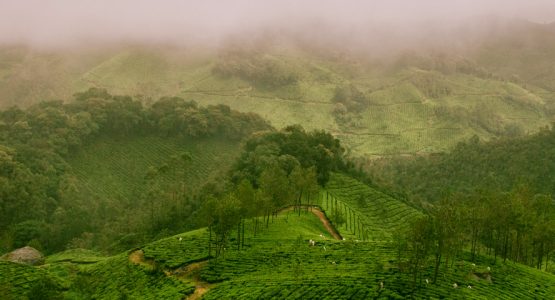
[{"x1": 280, "y1": 205, "x2": 342, "y2": 240}]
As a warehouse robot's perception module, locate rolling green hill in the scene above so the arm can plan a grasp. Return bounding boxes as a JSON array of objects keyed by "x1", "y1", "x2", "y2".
[
  {"x1": 3, "y1": 174, "x2": 554, "y2": 299},
  {"x1": 3, "y1": 21, "x2": 555, "y2": 157},
  {"x1": 323, "y1": 173, "x2": 423, "y2": 241},
  {"x1": 66, "y1": 135, "x2": 241, "y2": 204}
]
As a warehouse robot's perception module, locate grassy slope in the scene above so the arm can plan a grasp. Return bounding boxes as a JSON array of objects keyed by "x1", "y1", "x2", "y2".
[
  {"x1": 2, "y1": 41, "x2": 555, "y2": 157},
  {"x1": 3, "y1": 174, "x2": 550, "y2": 299},
  {"x1": 66, "y1": 135, "x2": 241, "y2": 204},
  {"x1": 323, "y1": 173, "x2": 423, "y2": 241}
]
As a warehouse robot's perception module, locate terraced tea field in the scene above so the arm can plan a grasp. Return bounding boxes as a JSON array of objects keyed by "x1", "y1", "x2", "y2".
[
  {"x1": 84, "y1": 253, "x2": 195, "y2": 299},
  {"x1": 195, "y1": 210, "x2": 555, "y2": 299},
  {"x1": 0, "y1": 261, "x2": 62, "y2": 298},
  {"x1": 321, "y1": 173, "x2": 423, "y2": 240},
  {"x1": 66, "y1": 135, "x2": 241, "y2": 203},
  {"x1": 3, "y1": 196, "x2": 555, "y2": 299}
]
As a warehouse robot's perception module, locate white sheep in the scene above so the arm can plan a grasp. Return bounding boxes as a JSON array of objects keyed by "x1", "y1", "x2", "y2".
[
  {"x1": 178, "y1": 237, "x2": 183, "y2": 242},
  {"x1": 453, "y1": 283, "x2": 458, "y2": 289},
  {"x1": 467, "y1": 285, "x2": 472, "y2": 289},
  {"x1": 332, "y1": 261, "x2": 336, "y2": 265}
]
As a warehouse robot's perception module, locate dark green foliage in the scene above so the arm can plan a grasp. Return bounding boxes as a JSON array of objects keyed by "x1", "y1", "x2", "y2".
[
  {"x1": 26, "y1": 276, "x2": 63, "y2": 300},
  {"x1": 11, "y1": 220, "x2": 48, "y2": 249},
  {"x1": 0, "y1": 261, "x2": 62, "y2": 299},
  {"x1": 376, "y1": 126, "x2": 555, "y2": 204},
  {"x1": 213, "y1": 51, "x2": 299, "y2": 88},
  {"x1": 0, "y1": 88, "x2": 270, "y2": 253},
  {"x1": 373, "y1": 129, "x2": 555, "y2": 272},
  {"x1": 232, "y1": 125, "x2": 346, "y2": 186},
  {"x1": 331, "y1": 84, "x2": 368, "y2": 112}
]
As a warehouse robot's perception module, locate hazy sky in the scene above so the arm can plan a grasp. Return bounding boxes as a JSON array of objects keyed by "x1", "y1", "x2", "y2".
[{"x1": 1, "y1": 0, "x2": 554, "y2": 48}]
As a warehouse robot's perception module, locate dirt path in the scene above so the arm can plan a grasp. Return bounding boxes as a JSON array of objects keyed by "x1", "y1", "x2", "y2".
[
  {"x1": 281, "y1": 205, "x2": 343, "y2": 240},
  {"x1": 129, "y1": 249, "x2": 155, "y2": 268},
  {"x1": 127, "y1": 206, "x2": 341, "y2": 299},
  {"x1": 129, "y1": 250, "x2": 214, "y2": 299},
  {"x1": 171, "y1": 261, "x2": 214, "y2": 300}
]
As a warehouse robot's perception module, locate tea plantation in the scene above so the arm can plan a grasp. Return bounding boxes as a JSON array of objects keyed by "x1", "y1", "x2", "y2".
[
  {"x1": 2, "y1": 174, "x2": 554, "y2": 299},
  {"x1": 66, "y1": 135, "x2": 241, "y2": 204}
]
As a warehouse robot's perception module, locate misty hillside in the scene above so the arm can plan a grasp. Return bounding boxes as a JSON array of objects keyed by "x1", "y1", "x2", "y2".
[
  {"x1": 2, "y1": 20, "x2": 555, "y2": 157},
  {"x1": 2, "y1": 2, "x2": 555, "y2": 298}
]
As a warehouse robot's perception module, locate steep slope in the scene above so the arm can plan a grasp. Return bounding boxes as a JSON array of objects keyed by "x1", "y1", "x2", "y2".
[
  {"x1": 4, "y1": 182, "x2": 555, "y2": 299},
  {"x1": 66, "y1": 135, "x2": 241, "y2": 204},
  {"x1": 323, "y1": 173, "x2": 423, "y2": 240},
  {"x1": 3, "y1": 25, "x2": 555, "y2": 157}
]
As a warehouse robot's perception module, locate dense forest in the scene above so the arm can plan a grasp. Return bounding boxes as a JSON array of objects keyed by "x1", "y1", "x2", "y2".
[
  {"x1": 0, "y1": 88, "x2": 271, "y2": 254},
  {"x1": 368, "y1": 127, "x2": 555, "y2": 272}
]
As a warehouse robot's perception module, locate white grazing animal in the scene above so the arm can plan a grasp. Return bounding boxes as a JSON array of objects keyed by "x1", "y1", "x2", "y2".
[
  {"x1": 467, "y1": 285, "x2": 472, "y2": 289},
  {"x1": 178, "y1": 237, "x2": 183, "y2": 242},
  {"x1": 453, "y1": 283, "x2": 458, "y2": 289}
]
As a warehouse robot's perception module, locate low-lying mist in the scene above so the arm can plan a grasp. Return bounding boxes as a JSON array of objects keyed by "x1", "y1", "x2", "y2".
[{"x1": 1, "y1": 0, "x2": 554, "y2": 56}]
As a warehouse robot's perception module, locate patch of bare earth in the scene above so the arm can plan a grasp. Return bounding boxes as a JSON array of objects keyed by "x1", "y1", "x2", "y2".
[
  {"x1": 128, "y1": 249, "x2": 155, "y2": 268},
  {"x1": 171, "y1": 261, "x2": 214, "y2": 300},
  {"x1": 129, "y1": 249, "x2": 214, "y2": 299}
]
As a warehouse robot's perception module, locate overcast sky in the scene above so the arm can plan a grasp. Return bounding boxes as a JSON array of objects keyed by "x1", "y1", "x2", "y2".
[{"x1": 1, "y1": 0, "x2": 554, "y2": 48}]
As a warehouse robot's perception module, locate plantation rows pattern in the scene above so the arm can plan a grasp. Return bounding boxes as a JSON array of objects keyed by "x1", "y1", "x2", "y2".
[
  {"x1": 322, "y1": 173, "x2": 422, "y2": 240},
  {"x1": 0, "y1": 261, "x2": 57, "y2": 296},
  {"x1": 68, "y1": 136, "x2": 240, "y2": 202},
  {"x1": 85, "y1": 254, "x2": 195, "y2": 299},
  {"x1": 197, "y1": 213, "x2": 555, "y2": 299}
]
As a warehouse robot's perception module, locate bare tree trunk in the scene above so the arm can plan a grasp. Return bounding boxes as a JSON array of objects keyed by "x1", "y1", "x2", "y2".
[
  {"x1": 208, "y1": 225, "x2": 212, "y2": 257},
  {"x1": 237, "y1": 221, "x2": 241, "y2": 251},
  {"x1": 242, "y1": 219, "x2": 245, "y2": 249}
]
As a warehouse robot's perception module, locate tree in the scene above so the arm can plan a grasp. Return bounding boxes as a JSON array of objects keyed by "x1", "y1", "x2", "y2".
[
  {"x1": 207, "y1": 194, "x2": 242, "y2": 257},
  {"x1": 260, "y1": 163, "x2": 293, "y2": 225},
  {"x1": 406, "y1": 217, "x2": 433, "y2": 291}
]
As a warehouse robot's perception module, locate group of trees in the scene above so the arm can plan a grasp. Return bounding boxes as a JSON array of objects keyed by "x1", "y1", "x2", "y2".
[
  {"x1": 231, "y1": 125, "x2": 348, "y2": 186},
  {"x1": 398, "y1": 187, "x2": 555, "y2": 288},
  {"x1": 0, "y1": 88, "x2": 270, "y2": 254},
  {"x1": 200, "y1": 126, "x2": 348, "y2": 257},
  {"x1": 331, "y1": 84, "x2": 369, "y2": 127},
  {"x1": 212, "y1": 51, "x2": 299, "y2": 88},
  {"x1": 386, "y1": 128, "x2": 555, "y2": 279},
  {"x1": 373, "y1": 126, "x2": 555, "y2": 206},
  {"x1": 202, "y1": 166, "x2": 319, "y2": 258}
]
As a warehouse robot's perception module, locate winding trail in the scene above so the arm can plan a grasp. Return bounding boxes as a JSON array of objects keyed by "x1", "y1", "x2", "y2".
[{"x1": 127, "y1": 205, "x2": 343, "y2": 299}]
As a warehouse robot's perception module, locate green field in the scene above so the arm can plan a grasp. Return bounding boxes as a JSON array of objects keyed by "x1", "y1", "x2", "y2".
[
  {"x1": 3, "y1": 42, "x2": 555, "y2": 157},
  {"x1": 2, "y1": 174, "x2": 553, "y2": 299},
  {"x1": 66, "y1": 135, "x2": 241, "y2": 204},
  {"x1": 321, "y1": 173, "x2": 423, "y2": 241}
]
